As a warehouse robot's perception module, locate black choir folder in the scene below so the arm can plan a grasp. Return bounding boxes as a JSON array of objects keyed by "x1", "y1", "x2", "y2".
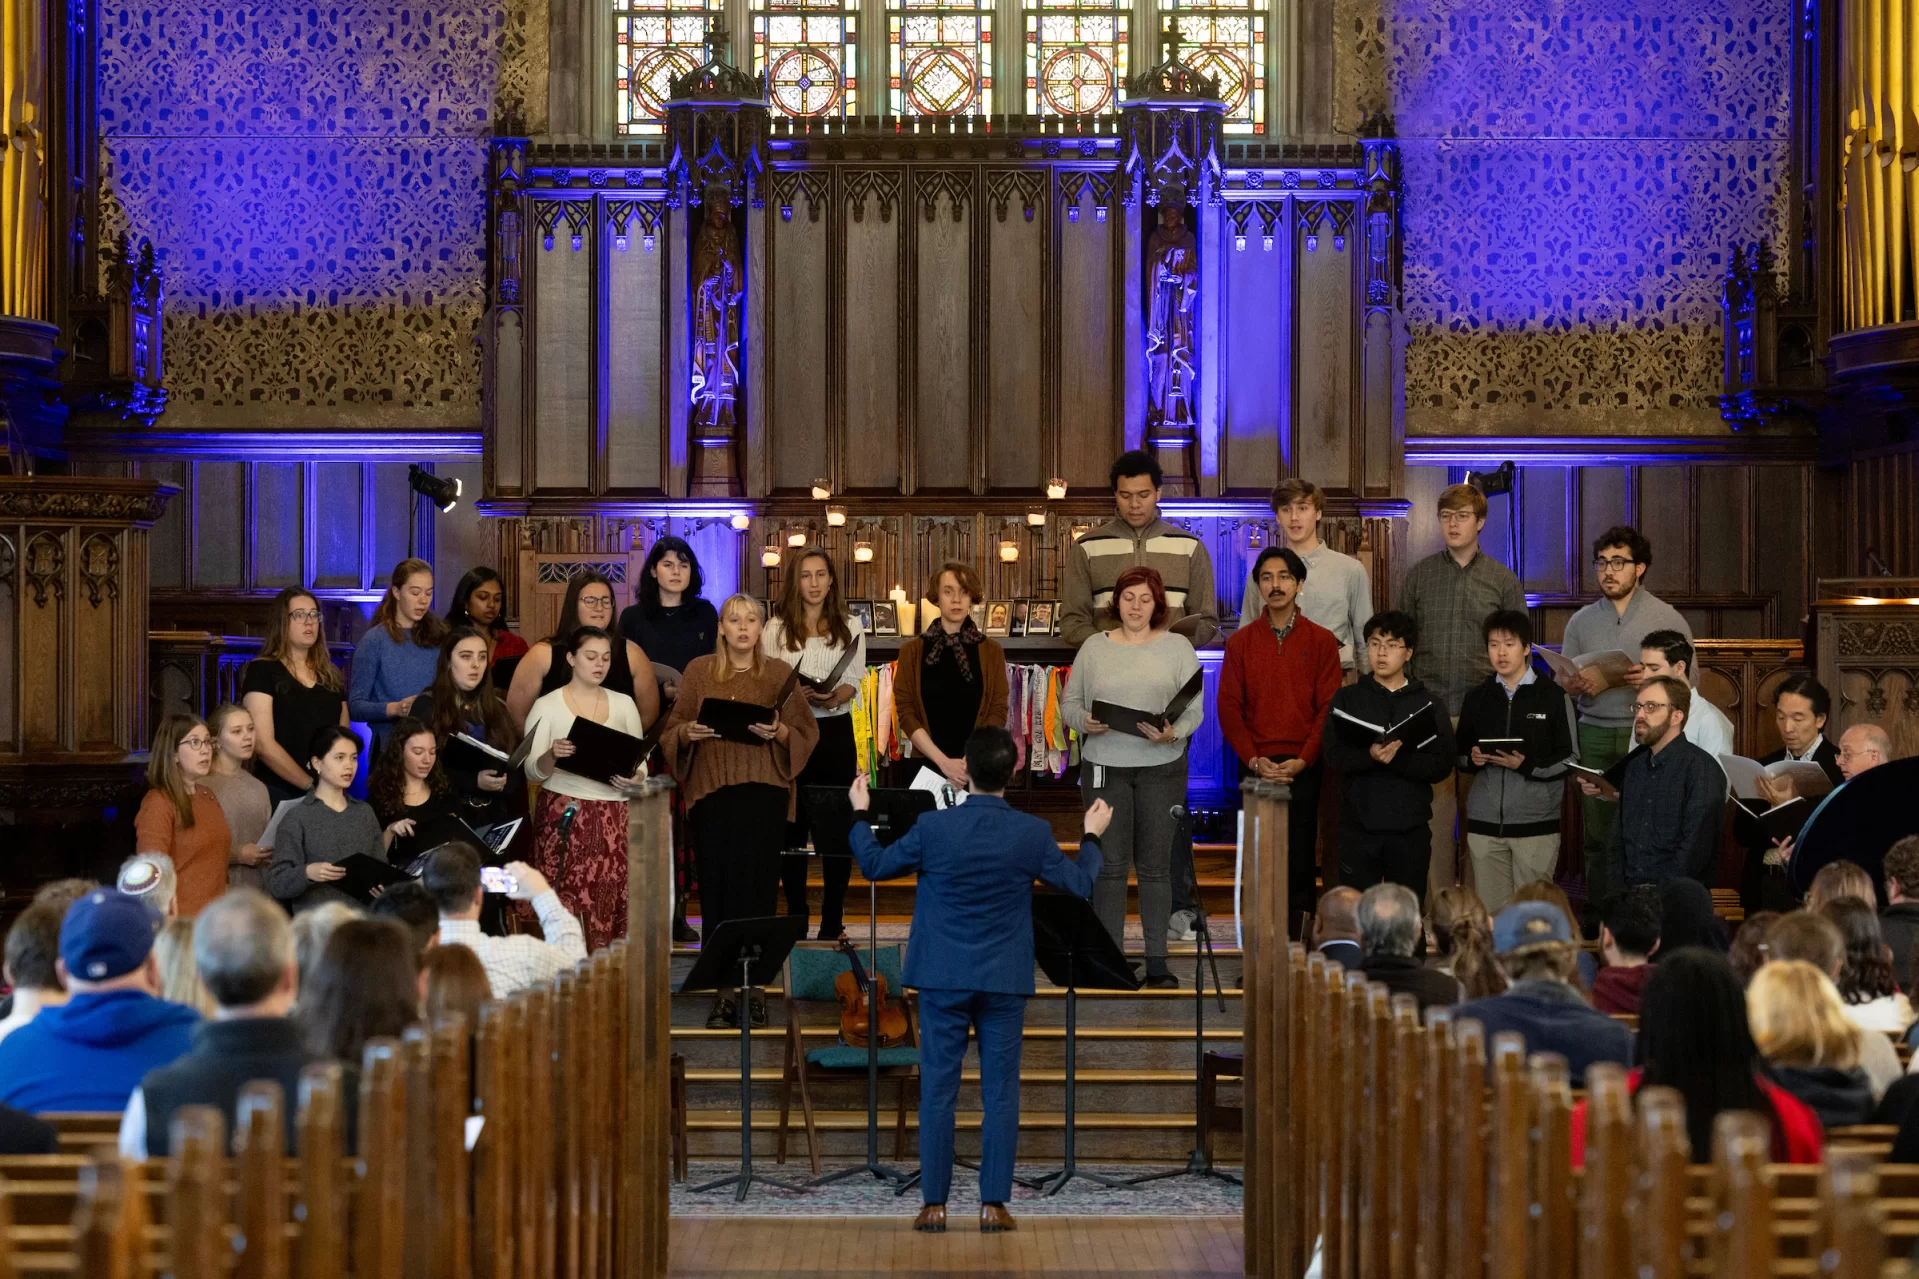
[
  {"x1": 1330, "y1": 700, "x2": 1444, "y2": 751},
  {"x1": 333, "y1": 854, "x2": 414, "y2": 905},
  {"x1": 555, "y1": 715, "x2": 654, "y2": 786},
  {"x1": 697, "y1": 697, "x2": 778, "y2": 744},
  {"x1": 443, "y1": 732, "x2": 511, "y2": 777},
  {"x1": 1090, "y1": 668, "x2": 1206, "y2": 740}
]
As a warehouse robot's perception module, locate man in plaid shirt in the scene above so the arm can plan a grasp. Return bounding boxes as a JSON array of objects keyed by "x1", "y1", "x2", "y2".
[{"x1": 424, "y1": 844, "x2": 587, "y2": 997}]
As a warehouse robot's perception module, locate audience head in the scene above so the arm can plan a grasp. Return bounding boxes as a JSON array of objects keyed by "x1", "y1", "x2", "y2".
[
  {"x1": 1747, "y1": 959, "x2": 1862, "y2": 1072},
  {"x1": 1599, "y1": 886, "x2": 1662, "y2": 965},
  {"x1": 964, "y1": 726, "x2": 1018, "y2": 796},
  {"x1": 1109, "y1": 449, "x2": 1164, "y2": 529},
  {"x1": 3, "y1": 902, "x2": 65, "y2": 997},
  {"x1": 1808, "y1": 859, "x2": 1876, "y2": 914},
  {"x1": 1820, "y1": 895, "x2": 1900, "y2": 1005},
  {"x1": 368, "y1": 880, "x2": 441, "y2": 955},
  {"x1": 57, "y1": 889, "x2": 163, "y2": 994},
  {"x1": 1251, "y1": 547, "x2": 1306, "y2": 617},
  {"x1": 1635, "y1": 948, "x2": 1773, "y2": 1163},
  {"x1": 1427, "y1": 885, "x2": 1505, "y2": 997},
  {"x1": 1762, "y1": 910, "x2": 1845, "y2": 979},
  {"x1": 1511, "y1": 879, "x2": 1579, "y2": 939},
  {"x1": 291, "y1": 902, "x2": 361, "y2": 992},
  {"x1": 422, "y1": 842, "x2": 486, "y2": 918},
  {"x1": 1771, "y1": 674, "x2": 1831, "y2": 756},
  {"x1": 1837, "y1": 723, "x2": 1894, "y2": 781},
  {"x1": 1727, "y1": 911, "x2": 1780, "y2": 986},
  {"x1": 1482, "y1": 610, "x2": 1533, "y2": 680},
  {"x1": 1885, "y1": 836, "x2": 1919, "y2": 905},
  {"x1": 638, "y1": 536, "x2": 705, "y2": 617},
  {"x1": 1491, "y1": 902, "x2": 1580, "y2": 985},
  {"x1": 1656, "y1": 879, "x2": 1727, "y2": 956},
  {"x1": 194, "y1": 890, "x2": 297, "y2": 1015},
  {"x1": 1357, "y1": 883, "x2": 1421, "y2": 958},
  {"x1": 445, "y1": 566, "x2": 510, "y2": 635},
  {"x1": 117, "y1": 853, "x2": 178, "y2": 918},
  {"x1": 423, "y1": 944, "x2": 491, "y2": 1027},
  {"x1": 1362, "y1": 612, "x2": 1418, "y2": 683},
  {"x1": 1637, "y1": 629, "x2": 1696, "y2": 684},
  {"x1": 154, "y1": 917, "x2": 214, "y2": 1015},
  {"x1": 32, "y1": 879, "x2": 99, "y2": 913},
  {"x1": 1436, "y1": 482, "x2": 1488, "y2": 549},
  {"x1": 148, "y1": 713, "x2": 215, "y2": 827},
  {"x1": 1631, "y1": 675, "x2": 1690, "y2": 748},
  {"x1": 1314, "y1": 887, "x2": 1364, "y2": 946},
  {"x1": 1591, "y1": 525, "x2": 1651, "y2": 600},
  {"x1": 299, "y1": 918, "x2": 421, "y2": 1064}
]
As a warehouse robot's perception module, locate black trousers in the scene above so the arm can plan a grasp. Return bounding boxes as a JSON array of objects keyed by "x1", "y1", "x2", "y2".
[
  {"x1": 691, "y1": 783, "x2": 789, "y2": 941},
  {"x1": 781, "y1": 714, "x2": 858, "y2": 938},
  {"x1": 1339, "y1": 822, "x2": 1431, "y2": 906},
  {"x1": 1740, "y1": 841, "x2": 1800, "y2": 916}
]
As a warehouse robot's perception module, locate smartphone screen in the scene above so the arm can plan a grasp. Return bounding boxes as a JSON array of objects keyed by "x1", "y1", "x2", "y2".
[{"x1": 479, "y1": 866, "x2": 518, "y2": 895}]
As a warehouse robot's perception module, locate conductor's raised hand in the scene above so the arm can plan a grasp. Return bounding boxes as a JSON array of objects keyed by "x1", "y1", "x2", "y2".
[
  {"x1": 848, "y1": 772, "x2": 870, "y2": 814},
  {"x1": 1083, "y1": 798, "x2": 1114, "y2": 838}
]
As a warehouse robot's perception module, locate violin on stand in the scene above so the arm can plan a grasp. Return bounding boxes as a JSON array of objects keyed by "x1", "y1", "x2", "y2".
[{"x1": 834, "y1": 931, "x2": 908, "y2": 1048}]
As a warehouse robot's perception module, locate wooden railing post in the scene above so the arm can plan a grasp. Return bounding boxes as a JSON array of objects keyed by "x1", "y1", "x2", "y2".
[
  {"x1": 357, "y1": 1038, "x2": 408, "y2": 1279},
  {"x1": 1240, "y1": 778, "x2": 1296, "y2": 1278},
  {"x1": 1486, "y1": 1033, "x2": 1528, "y2": 1279},
  {"x1": 166, "y1": 1105, "x2": 226, "y2": 1279},
  {"x1": 520, "y1": 985, "x2": 557, "y2": 1279},
  {"x1": 431, "y1": 1016, "x2": 473, "y2": 1279},
  {"x1": 477, "y1": 1000, "x2": 519, "y2": 1279},
  {"x1": 1289, "y1": 941, "x2": 1315, "y2": 1278},
  {"x1": 1634, "y1": 1085, "x2": 1689, "y2": 1279},
  {"x1": 1386, "y1": 994, "x2": 1421, "y2": 1279},
  {"x1": 401, "y1": 1028, "x2": 435, "y2": 1279},
  {"x1": 295, "y1": 1063, "x2": 347, "y2": 1279},
  {"x1": 1818, "y1": 1151, "x2": 1893, "y2": 1279},
  {"x1": 1415, "y1": 1008, "x2": 1453, "y2": 1279},
  {"x1": 234, "y1": 1081, "x2": 289, "y2": 1279},
  {"x1": 554, "y1": 968, "x2": 582, "y2": 1279},
  {"x1": 1320, "y1": 962, "x2": 1353, "y2": 1279},
  {"x1": 1526, "y1": 1054, "x2": 1573, "y2": 1277},
  {"x1": 622, "y1": 777, "x2": 676, "y2": 1279},
  {"x1": 72, "y1": 1150, "x2": 149, "y2": 1279},
  {"x1": 1447, "y1": 1018, "x2": 1487, "y2": 1279},
  {"x1": 1356, "y1": 983, "x2": 1392, "y2": 1278},
  {"x1": 1579, "y1": 1064, "x2": 1632, "y2": 1279},
  {"x1": 1710, "y1": 1112, "x2": 1773, "y2": 1279}
]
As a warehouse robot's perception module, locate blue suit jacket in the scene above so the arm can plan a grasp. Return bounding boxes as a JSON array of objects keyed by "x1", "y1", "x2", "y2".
[{"x1": 851, "y1": 794, "x2": 1102, "y2": 996}]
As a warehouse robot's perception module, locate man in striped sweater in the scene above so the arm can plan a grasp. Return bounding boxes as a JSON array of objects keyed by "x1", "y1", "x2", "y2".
[{"x1": 1060, "y1": 450, "x2": 1220, "y2": 649}]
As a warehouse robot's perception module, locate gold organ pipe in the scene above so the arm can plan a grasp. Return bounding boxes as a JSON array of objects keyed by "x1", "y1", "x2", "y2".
[{"x1": 0, "y1": 0, "x2": 49, "y2": 319}]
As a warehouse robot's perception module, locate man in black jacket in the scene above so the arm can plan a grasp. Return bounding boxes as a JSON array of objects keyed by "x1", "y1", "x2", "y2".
[
  {"x1": 1357, "y1": 883, "x2": 1460, "y2": 1010},
  {"x1": 1742, "y1": 674, "x2": 1846, "y2": 913},
  {"x1": 1575, "y1": 677, "x2": 1723, "y2": 890},
  {"x1": 122, "y1": 888, "x2": 355, "y2": 1158},
  {"x1": 1323, "y1": 612, "x2": 1457, "y2": 903}
]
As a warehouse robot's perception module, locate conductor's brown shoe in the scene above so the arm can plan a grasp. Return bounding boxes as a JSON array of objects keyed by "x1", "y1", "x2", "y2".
[
  {"x1": 980, "y1": 1203, "x2": 1016, "y2": 1233},
  {"x1": 914, "y1": 1204, "x2": 947, "y2": 1233}
]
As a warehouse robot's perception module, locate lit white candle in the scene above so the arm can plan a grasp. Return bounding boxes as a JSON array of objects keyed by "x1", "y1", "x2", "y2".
[{"x1": 890, "y1": 585, "x2": 913, "y2": 633}]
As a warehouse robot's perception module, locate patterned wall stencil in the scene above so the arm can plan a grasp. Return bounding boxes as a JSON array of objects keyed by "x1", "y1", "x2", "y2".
[
  {"x1": 98, "y1": 1, "x2": 506, "y2": 426},
  {"x1": 1386, "y1": 0, "x2": 1794, "y2": 435}
]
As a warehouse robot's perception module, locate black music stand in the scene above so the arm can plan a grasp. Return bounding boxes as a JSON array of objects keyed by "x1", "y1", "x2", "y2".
[
  {"x1": 801, "y1": 785, "x2": 937, "y2": 1191},
  {"x1": 1126, "y1": 804, "x2": 1240, "y2": 1186},
  {"x1": 1788, "y1": 757, "x2": 1919, "y2": 902},
  {"x1": 680, "y1": 914, "x2": 811, "y2": 1201},
  {"x1": 1023, "y1": 891, "x2": 1140, "y2": 1195}
]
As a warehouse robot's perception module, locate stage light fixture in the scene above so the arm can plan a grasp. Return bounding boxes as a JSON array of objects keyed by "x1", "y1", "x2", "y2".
[
  {"x1": 407, "y1": 465, "x2": 461, "y2": 513},
  {"x1": 1463, "y1": 460, "x2": 1516, "y2": 497}
]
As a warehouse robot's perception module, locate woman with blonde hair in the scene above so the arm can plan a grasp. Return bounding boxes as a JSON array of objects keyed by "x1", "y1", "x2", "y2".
[
  {"x1": 1808, "y1": 860, "x2": 1877, "y2": 914},
  {"x1": 242, "y1": 587, "x2": 349, "y2": 805},
  {"x1": 661, "y1": 594, "x2": 819, "y2": 1028},
  {"x1": 134, "y1": 714, "x2": 232, "y2": 916},
  {"x1": 153, "y1": 917, "x2": 216, "y2": 1016},
  {"x1": 349, "y1": 558, "x2": 449, "y2": 757},
  {"x1": 1747, "y1": 959, "x2": 1874, "y2": 1129},
  {"x1": 202, "y1": 703, "x2": 272, "y2": 891}
]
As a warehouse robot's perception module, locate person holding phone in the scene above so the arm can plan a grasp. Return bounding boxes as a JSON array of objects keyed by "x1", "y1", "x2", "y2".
[
  {"x1": 521, "y1": 626, "x2": 648, "y2": 951},
  {"x1": 410, "y1": 625, "x2": 522, "y2": 827},
  {"x1": 660, "y1": 594, "x2": 820, "y2": 1029},
  {"x1": 1059, "y1": 566, "x2": 1204, "y2": 986},
  {"x1": 265, "y1": 727, "x2": 392, "y2": 912},
  {"x1": 764, "y1": 547, "x2": 866, "y2": 939},
  {"x1": 894, "y1": 562, "x2": 1009, "y2": 791},
  {"x1": 423, "y1": 843, "x2": 586, "y2": 997}
]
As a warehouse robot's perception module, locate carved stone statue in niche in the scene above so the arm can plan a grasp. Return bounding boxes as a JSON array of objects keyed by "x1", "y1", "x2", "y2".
[
  {"x1": 690, "y1": 203, "x2": 745, "y2": 436},
  {"x1": 1144, "y1": 200, "x2": 1198, "y2": 435}
]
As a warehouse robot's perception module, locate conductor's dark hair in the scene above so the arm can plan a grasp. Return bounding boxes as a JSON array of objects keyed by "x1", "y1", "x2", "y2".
[
  {"x1": 964, "y1": 726, "x2": 1018, "y2": 794},
  {"x1": 421, "y1": 842, "x2": 485, "y2": 915},
  {"x1": 1109, "y1": 449, "x2": 1163, "y2": 491}
]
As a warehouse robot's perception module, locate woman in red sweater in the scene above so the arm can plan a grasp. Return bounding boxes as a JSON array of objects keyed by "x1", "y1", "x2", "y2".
[{"x1": 1570, "y1": 949, "x2": 1822, "y2": 1166}]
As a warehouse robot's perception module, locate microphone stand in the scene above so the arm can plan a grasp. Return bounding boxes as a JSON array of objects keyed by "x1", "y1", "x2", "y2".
[
  {"x1": 1126, "y1": 803, "x2": 1240, "y2": 1187},
  {"x1": 555, "y1": 805, "x2": 577, "y2": 887}
]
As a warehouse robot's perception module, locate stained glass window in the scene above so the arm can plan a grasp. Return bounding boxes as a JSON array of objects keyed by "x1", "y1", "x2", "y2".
[
  {"x1": 1160, "y1": 9, "x2": 1263, "y2": 133},
  {"x1": 755, "y1": 3, "x2": 859, "y2": 119},
  {"x1": 615, "y1": 0, "x2": 723, "y2": 135},
  {"x1": 1024, "y1": 0, "x2": 1126, "y2": 118},
  {"x1": 889, "y1": 0, "x2": 993, "y2": 117}
]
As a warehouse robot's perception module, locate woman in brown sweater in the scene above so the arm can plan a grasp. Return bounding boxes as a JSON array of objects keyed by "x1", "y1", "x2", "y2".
[
  {"x1": 661, "y1": 593, "x2": 819, "y2": 1028},
  {"x1": 134, "y1": 713, "x2": 233, "y2": 916},
  {"x1": 895, "y1": 561, "x2": 1010, "y2": 788}
]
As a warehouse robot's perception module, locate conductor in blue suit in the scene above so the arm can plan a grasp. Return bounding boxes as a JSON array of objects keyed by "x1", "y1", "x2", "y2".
[{"x1": 849, "y1": 725, "x2": 1111, "y2": 1234}]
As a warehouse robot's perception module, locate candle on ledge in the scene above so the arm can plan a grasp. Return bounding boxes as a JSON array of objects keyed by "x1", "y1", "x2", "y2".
[{"x1": 890, "y1": 585, "x2": 914, "y2": 634}]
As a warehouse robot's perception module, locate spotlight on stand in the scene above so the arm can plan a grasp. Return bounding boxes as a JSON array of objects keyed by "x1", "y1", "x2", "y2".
[
  {"x1": 408, "y1": 465, "x2": 461, "y2": 513},
  {"x1": 1462, "y1": 460, "x2": 1515, "y2": 498}
]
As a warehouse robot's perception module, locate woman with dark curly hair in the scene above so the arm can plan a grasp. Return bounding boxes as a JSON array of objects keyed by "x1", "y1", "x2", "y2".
[
  {"x1": 1821, "y1": 895, "x2": 1915, "y2": 1034},
  {"x1": 366, "y1": 718, "x2": 457, "y2": 866}
]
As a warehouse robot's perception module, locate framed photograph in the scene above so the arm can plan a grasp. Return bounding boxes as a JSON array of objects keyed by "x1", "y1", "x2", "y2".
[
  {"x1": 969, "y1": 602, "x2": 987, "y2": 631},
  {"x1": 1008, "y1": 601, "x2": 1028, "y2": 638},
  {"x1": 1029, "y1": 601, "x2": 1055, "y2": 635},
  {"x1": 848, "y1": 600, "x2": 875, "y2": 634},
  {"x1": 872, "y1": 600, "x2": 899, "y2": 636},
  {"x1": 984, "y1": 601, "x2": 1011, "y2": 637}
]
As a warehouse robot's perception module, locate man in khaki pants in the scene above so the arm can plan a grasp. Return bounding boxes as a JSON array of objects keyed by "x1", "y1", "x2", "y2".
[{"x1": 1395, "y1": 484, "x2": 1527, "y2": 897}]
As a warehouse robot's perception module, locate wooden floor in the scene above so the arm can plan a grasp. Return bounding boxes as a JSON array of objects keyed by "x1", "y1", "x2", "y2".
[{"x1": 669, "y1": 1215, "x2": 1245, "y2": 1277}]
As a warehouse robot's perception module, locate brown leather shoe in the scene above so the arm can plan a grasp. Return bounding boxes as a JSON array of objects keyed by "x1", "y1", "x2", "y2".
[
  {"x1": 914, "y1": 1204, "x2": 947, "y2": 1233},
  {"x1": 979, "y1": 1203, "x2": 1016, "y2": 1233}
]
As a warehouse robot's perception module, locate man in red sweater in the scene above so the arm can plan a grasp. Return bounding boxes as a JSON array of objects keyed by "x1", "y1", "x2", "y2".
[{"x1": 1219, "y1": 547, "x2": 1344, "y2": 919}]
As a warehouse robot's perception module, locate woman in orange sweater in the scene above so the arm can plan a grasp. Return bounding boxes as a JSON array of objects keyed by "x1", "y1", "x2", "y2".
[
  {"x1": 661, "y1": 594, "x2": 819, "y2": 1029},
  {"x1": 134, "y1": 714, "x2": 234, "y2": 916}
]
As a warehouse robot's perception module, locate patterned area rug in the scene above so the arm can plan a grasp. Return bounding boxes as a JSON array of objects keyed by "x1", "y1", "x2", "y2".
[{"x1": 671, "y1": 1160, "x2": 1245, "y2": 1217}]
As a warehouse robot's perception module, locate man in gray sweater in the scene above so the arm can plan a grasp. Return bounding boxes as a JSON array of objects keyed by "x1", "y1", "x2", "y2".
[{"x1": 1556, "y1": 525, "x2": 1691, "y2": 926}]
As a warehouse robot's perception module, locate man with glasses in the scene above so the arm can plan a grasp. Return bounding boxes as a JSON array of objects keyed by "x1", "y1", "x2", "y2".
[
  {"x1": 1556, "y1": 526, "x2": 1690, "y2": 923},
  {"x1": 1574, "y1": 677, "x2": 1723, "y2": 890},
  {"x1": 1395, "y1": 483, "x2": 1525, "y2": 894}
]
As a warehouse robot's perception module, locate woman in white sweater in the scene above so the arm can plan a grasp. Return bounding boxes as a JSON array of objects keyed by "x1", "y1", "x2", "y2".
[{"x1": 522, "y1": 626, "x2": 646, "y2": 950}]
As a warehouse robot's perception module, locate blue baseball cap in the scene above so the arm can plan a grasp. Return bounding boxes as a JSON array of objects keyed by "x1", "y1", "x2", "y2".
[
  {"x1": 1492, "y1": 901, "x2": 1572, "y2": 953},
  {"x1": 59, "y1": 890, "x2": 163, "y2": 982}
]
